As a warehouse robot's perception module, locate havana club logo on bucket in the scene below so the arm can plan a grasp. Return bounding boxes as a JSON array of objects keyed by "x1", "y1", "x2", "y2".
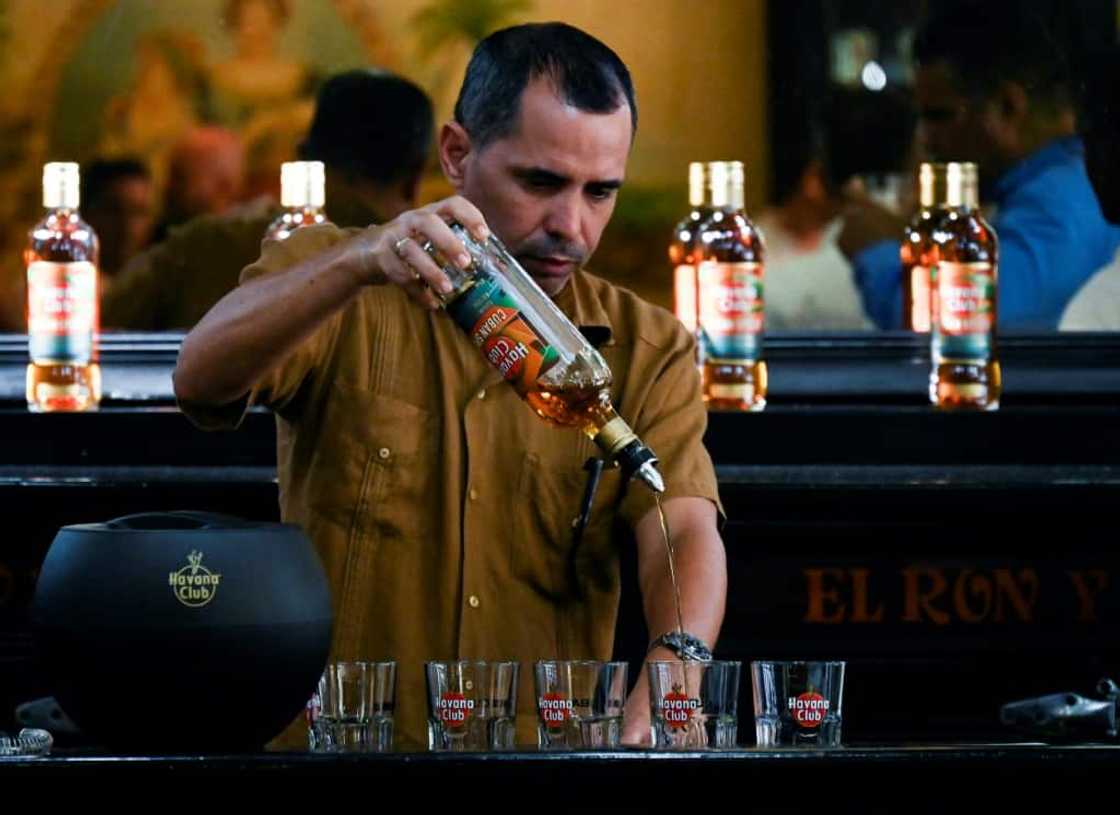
[{"x1": 168, "y1": 550, "x2": 222, "y2": 608}]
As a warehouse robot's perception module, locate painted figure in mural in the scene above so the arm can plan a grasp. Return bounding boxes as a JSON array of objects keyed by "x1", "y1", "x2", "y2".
[
  {"x1": 209, "y1": 0, "x2": 310, "y2": 127},
  {"x1": 100, "y1": 29, "x2": 208, "y2": 196}
]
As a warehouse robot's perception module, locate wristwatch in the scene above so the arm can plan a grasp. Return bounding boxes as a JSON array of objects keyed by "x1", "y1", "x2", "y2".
[{"x1": 648, "y1": 631, "x2": 713, "y2": 662}]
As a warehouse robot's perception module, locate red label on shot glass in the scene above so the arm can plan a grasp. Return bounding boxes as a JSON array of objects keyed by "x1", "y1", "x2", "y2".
[
  {"x1": 538, "y1": 693, "x2": 573, "y2": 731},
  {"x1": 789, "y1": 691, "x2": 830, "y2": 730},
  {"x1": 438, "y1": 692, "x2": 475, "y2": 729},
  {"x1": 661, "y1": 686, "x2": 701, "y2": 731}
]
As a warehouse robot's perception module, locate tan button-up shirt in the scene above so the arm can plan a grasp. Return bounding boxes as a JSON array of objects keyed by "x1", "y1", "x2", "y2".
[{"x1": 181, "y1": 223, "x2": 721, "y2": 749}]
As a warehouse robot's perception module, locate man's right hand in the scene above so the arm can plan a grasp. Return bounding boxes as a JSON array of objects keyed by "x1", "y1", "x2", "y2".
[{"x1": 347, "y1": 195, "x2": 492, "y2": 310}]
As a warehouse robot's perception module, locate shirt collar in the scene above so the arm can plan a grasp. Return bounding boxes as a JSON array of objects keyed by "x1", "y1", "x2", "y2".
[
  {"x1": 993, "y1": 136, "x2": 1084, "y2": 204},
  {"x1": 552, "y1": 269, "x2": 615, "y2": 348}
]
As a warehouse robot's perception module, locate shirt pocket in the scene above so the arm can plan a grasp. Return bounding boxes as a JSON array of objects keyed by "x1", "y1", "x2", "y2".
[
  {"x1": 512, "y1": 449, "x2": 623, "y2": 600},
  {"x1": 306, "y1": 381, "x2": 438, "y2": 547}
]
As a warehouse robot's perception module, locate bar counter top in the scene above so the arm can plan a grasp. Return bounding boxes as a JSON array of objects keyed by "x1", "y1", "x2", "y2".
[{"x1": 1, "y1": 744, "x2": 1116, "y2": 806}]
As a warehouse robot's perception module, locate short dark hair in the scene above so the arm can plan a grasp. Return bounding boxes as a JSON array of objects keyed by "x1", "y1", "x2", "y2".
[
  {"x1": 820, "y1": 86, "x2": 915, "y2": 191},
  {"x1": 299, "y1": 70, "x2": 434, "y2": 187},
  {"x1": 454, "y1": 22, "x2": 637, "y2": 148},
  {"x1": 81, "y1": 158, "x2": 150, "y2": 210},
  {"x1": 914, "y1": 0, "x2": 1073, "y2": 107}
]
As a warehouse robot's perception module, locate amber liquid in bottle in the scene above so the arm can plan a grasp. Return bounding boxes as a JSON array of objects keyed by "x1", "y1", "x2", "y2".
[
  {"x1": 901, "y1": 211, "x2": 936, "y2": 332},
  {"x1": 670, "y1": 162, "x2": 711, "y2": 337},
  {"x1": 26, "y1": 163, "x2": 101, "y2": 412},
  {"x1": 930, "y1": 163, "x2": 1000, "y2": 410},
  {"x1": 697, "y1": 162, "x2": 767, "y2": 411},
  {"x1": 902, "y1": 163, "x2": 954, "y2": 333}
]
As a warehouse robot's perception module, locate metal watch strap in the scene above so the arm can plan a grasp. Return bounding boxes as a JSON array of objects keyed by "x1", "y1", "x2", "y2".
[{"x1": 648, "y1": 631, "x2": 713, "y2": 662}]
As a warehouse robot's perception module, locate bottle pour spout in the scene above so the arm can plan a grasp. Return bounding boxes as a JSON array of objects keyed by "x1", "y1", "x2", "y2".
[{"x1": 594, "y1": 416, "x2": 665, "y2": 494}]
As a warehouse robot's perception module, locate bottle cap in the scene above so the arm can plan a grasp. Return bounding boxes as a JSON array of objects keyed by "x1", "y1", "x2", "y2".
[
  {"x1": 707, "y1": 161, "x2": 745, "y2": 209},
  {"x1": 280, "y1": 161, "x2": 325, "y2": 208},
  {"x1": 43, "y1": 162, "x2": 80, "y2": 209}
]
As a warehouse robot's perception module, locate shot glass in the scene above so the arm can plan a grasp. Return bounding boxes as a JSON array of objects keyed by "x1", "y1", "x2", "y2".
[
  {"x1": 648, "y1": 660, "x2": 741, "y2": 750},
  {"x1": 426, "y1": 660, "x2": 519, "y2": 751},
  {"x1": 751, "y1": 660, "x2": 845, "y2": 747},
  {"x1": 534, "y1": 660, "x2": 628, "y2": 749},
  {"x1": 314, "y1": 661, "x2": 397, "y2": 752}
]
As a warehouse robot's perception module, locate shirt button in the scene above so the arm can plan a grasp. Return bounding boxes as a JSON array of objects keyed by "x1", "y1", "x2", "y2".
[
  {"x1": 378, "y1": 447, "x2": 391, "y2": 460},
  {"x1": 469, "y1": 487, "x2": 479, "y2": 501},
  {"x1": 468, "y1": 595, "x2": 481, "y2": 608},
  {"x1": 476, "y1": 389, "x2": 486, "y2": 400}
]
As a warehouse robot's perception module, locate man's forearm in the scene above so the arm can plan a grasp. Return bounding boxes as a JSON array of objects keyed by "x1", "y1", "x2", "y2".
[
  {"x1": 174, "y1": 239, "x2": 363, "y2": 406},
  {"x1": 639, "y1": 528, "x2": 727, "y2": 651}
]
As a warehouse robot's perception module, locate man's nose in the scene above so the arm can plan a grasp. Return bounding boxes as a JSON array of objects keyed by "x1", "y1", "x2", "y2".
[{"x1": 543, "y1": 191, "x2": 582, "y2": 245}]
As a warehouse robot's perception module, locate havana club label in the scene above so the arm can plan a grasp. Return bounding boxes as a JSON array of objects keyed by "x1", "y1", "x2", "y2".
[
  {"x1": 27, "y1": 260, "x2": 96, "y2": 363},
  {"x1": 438, "y1": 692, "x2": 475, "y2": 729},
  {"x1": 446, "y1": 272, "x2": 560, "y2": 396},
  {"x1": 661, "y1": 685, "x2": 702, "y2": 731},
  {"x1": 538, "y1": 693, "x2": 574, "y2": 731},
  {"x1": 698, "y1": 261, "x2": 763, "y2": 361},
  {"x1": 788, "y1": 691, "x2": 830, "y2": 730},
  {"x1": 673, "y1": 264, "x2": 698, "y2": 333},
  {"x1": 933, "y1": 261, "x2": 995, "y2": 359}
]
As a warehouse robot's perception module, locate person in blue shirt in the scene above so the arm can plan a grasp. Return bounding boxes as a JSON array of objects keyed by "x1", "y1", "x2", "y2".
[{"x1": 838, "y1": 1, "x2": 1120, "y2": 331}]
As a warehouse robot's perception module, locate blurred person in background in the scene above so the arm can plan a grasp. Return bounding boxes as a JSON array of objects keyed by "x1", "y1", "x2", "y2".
[
  {"x1": 758, "y1": 86, "x2": 913, "y2": 331},
  {"x1": 1061, "y1": 47, "x2": 1120, "y2": 330},
  {"x1": 80, "y1": 158, "x2": 156, "y2": 284},
  {"x1": 839, "y1": 0, "x2": 1120, "y2": 331},
  {"x1": 103, "y1": 71, "x2": 433, "y2": 331},
  {"x1": 151, "y1": 126, "x2": 246, "y2": 244}
]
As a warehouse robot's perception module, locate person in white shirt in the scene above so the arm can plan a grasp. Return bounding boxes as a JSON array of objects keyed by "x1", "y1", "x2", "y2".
[{"x1": 761, "y1": 86, "x2": 913, "y2": 331}]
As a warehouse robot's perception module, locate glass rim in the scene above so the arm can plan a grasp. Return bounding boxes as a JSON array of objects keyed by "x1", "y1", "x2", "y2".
[
  {"x1": 749, "y1": 660, "x2": 846, "y2": 667},
  {"x1": 647, "y1": 659, "x2": 741, "y2": 668},
  {"x1": 425, "y1": 659, "x2": 520, "y2": 668},
  {"x1": 534, "y1": 659, "x2": 628, "y2": 668},
  {"x1": 324, "y1": 660, "x2": 397, "y2": 669}
]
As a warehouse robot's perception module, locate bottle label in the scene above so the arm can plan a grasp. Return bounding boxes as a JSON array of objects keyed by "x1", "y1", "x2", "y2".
[
  {"x1": 908, "y1": 266, "x2": 931, "y2": 333},
  {"x1": 27, "y1": 260, "x2": 96, "y2": 363},
  {"x1": 673, "y1": 264, "x2": 697, "y2": 333},
  {"x1": 446, "y1": 272, "x2": 560, "y2": 396},
  {"x1": 698, "y1": 261, "x2": 764, "y2": 361},
  {"x1": 933, "y1": 261, "x2": 995, "y2": 359}
]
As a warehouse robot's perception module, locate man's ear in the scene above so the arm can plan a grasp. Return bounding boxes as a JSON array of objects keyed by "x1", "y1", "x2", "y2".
[{"x1": 439, "y1": 121, "x2": 472, "y2": 191}]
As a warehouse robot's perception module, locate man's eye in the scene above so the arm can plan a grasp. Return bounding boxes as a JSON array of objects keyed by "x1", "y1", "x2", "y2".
[
  {"x1": 588, "y1": 187, "x2": 616, "y2": 201},
  {"x1": 525, "y1": 176, "x2": 560, "y2": 189}
]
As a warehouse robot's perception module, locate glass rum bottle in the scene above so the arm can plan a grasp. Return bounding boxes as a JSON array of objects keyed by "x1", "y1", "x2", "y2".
[
  {"x1": 424, "y1": 224, "x2": 665, "y2": 493},
  {"x1": 26, "y1": 162, "x2": 101, "y2": 412},
  {"x1": 696, "y1": 161, "x2": 767, "y2": 411},
  {"x1": 669, "y1": 162, "x2": 711, "y2": 337},
  {"x1": 264, "y1": 161, "x2": 328, "y2": 242},
  {"x1": 901, "y1": 163, "x2": 947, "y2": 332},
  {"x1": 930, "y1": 162, "x2": 1001, "y2": 410}
]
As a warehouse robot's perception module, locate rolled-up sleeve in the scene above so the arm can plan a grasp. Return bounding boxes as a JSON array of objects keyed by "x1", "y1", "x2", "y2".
[{"x1": 618, "y1": 330, "x2": 724, "y2": 532}]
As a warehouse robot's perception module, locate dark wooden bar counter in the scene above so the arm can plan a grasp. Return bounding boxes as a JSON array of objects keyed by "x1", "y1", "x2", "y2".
[
  {"x1": 2, "y1": 332, "x2": 1120, "y2": 759},
  {"x1": 1, "y1": 745, "x2": 1116, "y2": 808}
]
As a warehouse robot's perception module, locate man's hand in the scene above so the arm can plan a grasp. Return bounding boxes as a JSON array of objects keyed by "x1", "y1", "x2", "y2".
[
  {"x1": 346, "y1": 195, "x2": 492, "y2": 310},
  {"x1": 621, "y1": 646, "x2": 678, "y2": 746}
]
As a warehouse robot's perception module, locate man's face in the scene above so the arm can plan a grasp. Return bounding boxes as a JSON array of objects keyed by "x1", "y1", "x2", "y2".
[
  {"x1": 454, "y1": 78, "x2": 632, "y2": 296},
  {"x1": 87, "y1": 176, "x2": 155, "y2": 273},
  {"x1": 915, "y1": 61, "x2": 1002, "y2": 172}
]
